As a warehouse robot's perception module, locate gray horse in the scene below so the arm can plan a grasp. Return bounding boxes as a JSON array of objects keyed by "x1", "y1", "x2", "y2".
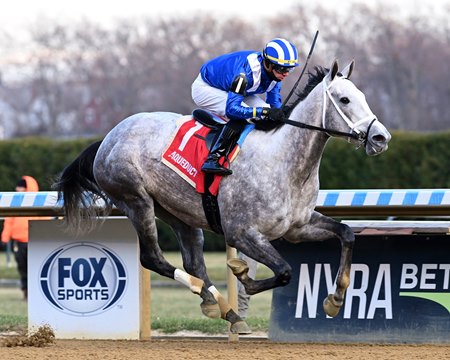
[{"x1": 54, "y1": 60, "x2": 391, "y2": 334}]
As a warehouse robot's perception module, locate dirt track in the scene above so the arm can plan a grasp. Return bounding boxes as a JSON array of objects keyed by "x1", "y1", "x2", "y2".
[{"x1": 1, "y1": 337, "x2": 450, "y2": 360}]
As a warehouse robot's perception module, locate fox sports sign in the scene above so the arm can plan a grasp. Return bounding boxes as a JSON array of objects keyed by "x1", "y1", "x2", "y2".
[{"x1": 39, "y1": 242, "x2": 127, "y2": 316}]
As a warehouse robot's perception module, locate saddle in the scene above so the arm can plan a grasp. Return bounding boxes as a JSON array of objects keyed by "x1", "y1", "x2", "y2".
[
  {"x1": 192, "y1": 109, "x2": 228, "y2": 151},
  {"x1": 192, "y1": 108, "x2": 227, "y2": 128},
  {"x1": 161, "y1": 109, "x2": 254, "y2": 234}
]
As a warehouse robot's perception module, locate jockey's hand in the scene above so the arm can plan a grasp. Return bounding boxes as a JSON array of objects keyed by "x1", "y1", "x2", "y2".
[
  {"x1": 282, "y1": 105, "x2": 292, "y2": 117},
  {"x1": 262, "y1": 107, "x2": 285, "y2": 122}
]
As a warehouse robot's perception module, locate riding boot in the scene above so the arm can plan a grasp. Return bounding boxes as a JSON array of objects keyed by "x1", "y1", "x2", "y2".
[{"x1": 201, "y1": 125, "x2": 238, "y2": 176}]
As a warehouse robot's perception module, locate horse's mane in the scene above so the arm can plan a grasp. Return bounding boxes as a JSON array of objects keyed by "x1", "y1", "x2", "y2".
[
  {"x1": 254, "y1": 65, "x2": 328, "y2": 132},
  {"x1": 288, "y1": 66, "x2": 328, "y2": 111}
]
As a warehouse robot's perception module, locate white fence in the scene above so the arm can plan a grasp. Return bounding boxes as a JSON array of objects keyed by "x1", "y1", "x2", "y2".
[{"x1": 1, "y1": 188, "x2": 450, "y2": 217}]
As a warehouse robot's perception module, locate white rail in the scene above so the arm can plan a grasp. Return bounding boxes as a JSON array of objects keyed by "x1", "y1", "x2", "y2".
[{"x1": 0, "y1": 189, "x2": 449, "y2": 217}]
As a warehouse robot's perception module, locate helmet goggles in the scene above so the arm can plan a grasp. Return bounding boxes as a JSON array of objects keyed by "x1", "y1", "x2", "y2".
[{"x1": 272, "y1": 64, "x2": 295, "y2": 74}]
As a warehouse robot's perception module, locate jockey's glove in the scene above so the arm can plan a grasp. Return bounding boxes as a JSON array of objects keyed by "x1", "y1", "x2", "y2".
[
  {"x1": 282, "y1": 105, "x2": 292, "y2": 117},
  {"x1": 262, "y1": 107, "x2": 285, "y2": 122}
]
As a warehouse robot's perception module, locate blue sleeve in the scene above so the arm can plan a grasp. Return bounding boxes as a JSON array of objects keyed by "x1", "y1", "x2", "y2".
[
  {"x1": 225, "y1": 92, "x2": 264, "y2": 120},
  {"x1": 266, "y1": 83, "x2": 282, "y2": 108}
]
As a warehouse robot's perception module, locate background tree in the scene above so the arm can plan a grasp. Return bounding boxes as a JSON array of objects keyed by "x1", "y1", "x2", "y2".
[{"x1": 0, "y1": 3, "x2": 448, "y2": 138}]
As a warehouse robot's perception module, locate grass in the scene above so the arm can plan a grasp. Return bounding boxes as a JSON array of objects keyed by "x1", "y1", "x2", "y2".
[
  {"x1": 0, "y1": 251, "x2": 272, "y2": 334},
  {"x1": 0, "y1": 288, "x2": 27, "y2": 332},
  {"x1": 0, "y1": 248, "x2": 20, "y2": 279},
  {"x1": 151, "y1": 286, "x2": 272, "y2": 334}
]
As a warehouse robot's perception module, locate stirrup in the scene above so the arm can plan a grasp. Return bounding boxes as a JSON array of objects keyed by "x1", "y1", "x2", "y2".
[{"x1": 201, "y1": 159, "x2": 232, "y2": 176}]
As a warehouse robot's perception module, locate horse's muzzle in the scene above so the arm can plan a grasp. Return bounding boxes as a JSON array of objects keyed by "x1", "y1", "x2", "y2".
[{"x1": 364, "y1": 120, "x2": 392, "y2": 156}]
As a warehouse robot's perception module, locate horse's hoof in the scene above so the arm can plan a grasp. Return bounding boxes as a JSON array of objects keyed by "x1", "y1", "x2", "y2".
[
  {"x1": 200, "y1": 302, "x2": 221, "y2": 319},
  {"x1": 230, "y1": 321, "x2": 252, "y2": 335},
  {"x1": 227, "y1": 259, "x2": 249, "y2": 277},
  {"x1": 323, "y1": 294, "x2": 341, "y2": 317}
]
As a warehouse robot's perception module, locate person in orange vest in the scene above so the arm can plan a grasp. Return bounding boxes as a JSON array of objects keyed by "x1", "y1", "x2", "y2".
[{"x1": 1, "y1": 176, "x2": 40, "y2": 300}]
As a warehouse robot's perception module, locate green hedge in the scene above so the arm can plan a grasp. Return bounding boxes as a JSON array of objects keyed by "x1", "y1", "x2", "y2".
[
  {"x1": 1, "y1": 131, "x2": 449, "y2": 251},
  {"x1": 2, "y1": 131, "x2": 448, "y2": 191},
  {"x1": 0, "y1": 137, "x2": 101, "y2": 191},
  {"x1": 319, "y1": 130, "x2": 450, "y2": 189}
]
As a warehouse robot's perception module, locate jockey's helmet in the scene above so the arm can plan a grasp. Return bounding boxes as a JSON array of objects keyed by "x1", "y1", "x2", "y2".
[{"x1": 263, "y1": 38, "x2": 299, "y2": 68}]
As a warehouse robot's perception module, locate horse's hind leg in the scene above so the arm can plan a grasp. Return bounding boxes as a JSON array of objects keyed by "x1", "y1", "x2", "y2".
[
  {"x1": 158, "y1": 210, "x2": 251, "y2": 334},
  {"x1": 120, "y1": 197, "x2": 177, "y2": 279},
  {"x1": 112, "y1": 195, "x2": 199, "y2": 293},
  {"x1": 113, "y1": 192, "x2": 249, "y2": 333}
]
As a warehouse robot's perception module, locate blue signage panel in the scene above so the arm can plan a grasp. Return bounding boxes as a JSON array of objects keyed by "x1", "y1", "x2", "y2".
[{"x1": 269, "y1": 235, "x2": 450, "y2": 343}]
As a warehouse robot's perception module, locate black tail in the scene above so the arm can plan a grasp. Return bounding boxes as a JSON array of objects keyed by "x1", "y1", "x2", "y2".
[{"x1": 52, "y1": 140, "x2": 111, "y2": 233}]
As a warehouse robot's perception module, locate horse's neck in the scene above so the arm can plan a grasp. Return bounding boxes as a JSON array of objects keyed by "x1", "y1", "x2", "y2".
[{"x1": 275, "y1": 90, "x2": 328, "y2": 175}]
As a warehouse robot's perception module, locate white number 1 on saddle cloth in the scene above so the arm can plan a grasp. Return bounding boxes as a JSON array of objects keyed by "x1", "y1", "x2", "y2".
[{"x1": 161, "y1": 115, "x2": 238, "y2": 195}]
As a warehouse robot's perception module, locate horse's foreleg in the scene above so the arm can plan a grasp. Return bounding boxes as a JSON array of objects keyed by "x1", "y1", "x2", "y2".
[
  {"x1": 226, "y1": 230, "x2": 292, "y2": 295},
  {"x1": 208, "y1": 285, "x2": 251, "y2": 334},
  {"x1": 172, "y1": 267, "x2": 217, "y2": 315},
  {"x1": 175, "y1": 275, "x2": 251, "y2": 333},
  {"x1": 171, "y1": 266, "x2": 250, "y2": 333},
  {"x1": 323, "y1": 235, "x2": 353, "y2": 317},
  {"x1": 284, "y1": 211, "x2": 355, "y2": 317}
]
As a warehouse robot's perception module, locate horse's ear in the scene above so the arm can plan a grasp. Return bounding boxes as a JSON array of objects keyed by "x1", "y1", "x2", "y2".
[
  {"x1": 325, "y1": 59, "x2": 339, "y2": 82},
  {"x1": 331, "y1": 59, "x2": 339, "y2": 80},
  {"x1": 341, "y1": 59, "x2": 355, "y2": 79}
]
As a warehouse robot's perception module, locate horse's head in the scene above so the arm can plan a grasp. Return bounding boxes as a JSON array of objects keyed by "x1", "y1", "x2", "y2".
[{"x1": 322, "y1": 60, "x2": 391, "y2": 156}]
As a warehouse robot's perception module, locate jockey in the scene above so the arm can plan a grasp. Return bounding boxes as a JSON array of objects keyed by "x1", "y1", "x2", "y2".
[{"x1": 191, "y1": 38, "x2": 299, "y2": 176}]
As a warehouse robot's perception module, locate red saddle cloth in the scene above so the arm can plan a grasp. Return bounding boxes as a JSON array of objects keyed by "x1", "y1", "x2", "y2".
[{"x1": 161, "y1": 116, "x2": 238, "y2": 195}]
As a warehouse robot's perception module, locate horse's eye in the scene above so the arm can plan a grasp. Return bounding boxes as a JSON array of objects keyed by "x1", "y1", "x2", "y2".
[{"x1": 340, "y1": 97, "x2": 350, "y2": 104}]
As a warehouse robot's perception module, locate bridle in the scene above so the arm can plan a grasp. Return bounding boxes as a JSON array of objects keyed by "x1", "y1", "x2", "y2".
[
  {"x1": 322, "y1": 77, "x2": 378, "y2": 147},
  {"x1": 281, "y1": 76, "x2": 378, "y2": 148}
]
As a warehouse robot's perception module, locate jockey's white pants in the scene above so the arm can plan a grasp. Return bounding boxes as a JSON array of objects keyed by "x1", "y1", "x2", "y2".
[{"x1": 191, "y1": 74, "x2": 269, "y2": 117}]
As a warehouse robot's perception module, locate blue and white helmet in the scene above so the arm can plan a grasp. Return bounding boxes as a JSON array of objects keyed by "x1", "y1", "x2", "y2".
[{"x1": 263, "y1": 38, "x2": 299, "y2": 67}]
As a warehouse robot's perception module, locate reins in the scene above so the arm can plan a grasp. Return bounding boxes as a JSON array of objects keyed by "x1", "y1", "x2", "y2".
[{"x1": 280, "y1": 117, "x2": 363, "y2": 141}]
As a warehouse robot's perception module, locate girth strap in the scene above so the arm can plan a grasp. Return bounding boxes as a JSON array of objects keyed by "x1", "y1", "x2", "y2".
[{"x1": 201, "y1": 173, "x2": 224, "y2": 235}]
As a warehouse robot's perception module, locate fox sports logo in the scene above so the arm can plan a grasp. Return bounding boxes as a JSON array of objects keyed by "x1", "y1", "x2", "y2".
[{"x1": 40, "y1": 242, "x2": 127, "y2": 316}]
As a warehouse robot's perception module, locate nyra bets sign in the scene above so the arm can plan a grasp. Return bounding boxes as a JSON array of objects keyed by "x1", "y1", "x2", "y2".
[
  {"x1": 269, "y1": 235, "x2": 450, "y2": 343},
  {"x1": 40, "y1": 243, "x2": 127, "y2": 315}
]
